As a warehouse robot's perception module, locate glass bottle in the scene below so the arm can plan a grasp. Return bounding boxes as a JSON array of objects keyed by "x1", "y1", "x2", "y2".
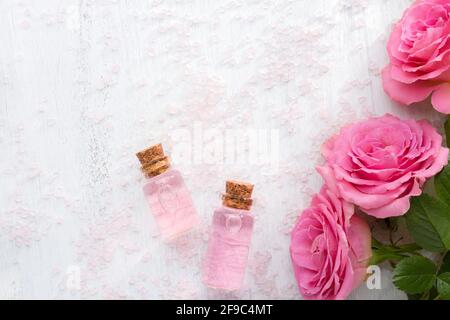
[
  {"x1": 203, "y1": 180, "x2": 255, "y2": 291},
  {"x1": 136, "y1": 143, "x2": 199, "y2": 241}
]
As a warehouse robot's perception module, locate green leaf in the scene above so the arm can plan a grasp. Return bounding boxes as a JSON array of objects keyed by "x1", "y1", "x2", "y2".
[
  {"x1": 435, "y1": 160, "x2": 450, "y2": 205},
  {"x1": 397, "y1": 243, "x2": 422, "y2": 253},
  {"x1": 393, "y1": 256, "x2": 437, "y2": 294},
  {"x1": 369, "y1": 240, "x2": 421, "y2": 265},
  {"x1": 439, "y1": 252, "x2": 450, "y2": 274},
  {"x1": 405, "y1": 195, "x2": 450, "y2": 252},
  {"x1": 445, "y1": 116, "x2": 450, "y2": 148},
  {"x1": 428, "y1": 286, "x2": 439, "y2": 300},
  {"x1": 369, "y1": 249, "x2": 408, "y2": 265},
  {"x1": 408, "y1": 287, "x2": 439, "y2": 300},
  {"x1": 407, "y1": 293, "x2": 422, "y2": 300},
  {"x1": 437, "y1": 273, "x2": 450, "y2": 300}
]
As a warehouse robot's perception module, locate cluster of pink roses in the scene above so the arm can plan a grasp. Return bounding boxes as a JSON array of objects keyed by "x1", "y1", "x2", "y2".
[
  {"x1": 383, "y1": 0, "x2": 450, "y2": 114},
  {"x1": 290, "y1": 114, "x2": 449, "y2": 300},
  {"x1": 290, "y1": 0, "x2": 450, "y2": 300}
]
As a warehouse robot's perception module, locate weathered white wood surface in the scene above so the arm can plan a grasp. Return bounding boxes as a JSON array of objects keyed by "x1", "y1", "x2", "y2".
[{"x1": 0, "y1": 0, "x2": 441, "y2": 299}]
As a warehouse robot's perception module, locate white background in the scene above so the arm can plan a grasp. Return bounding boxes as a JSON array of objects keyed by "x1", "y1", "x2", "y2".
[{"x1": 0, "y1": 0, "x2": 443, "y2": 299}]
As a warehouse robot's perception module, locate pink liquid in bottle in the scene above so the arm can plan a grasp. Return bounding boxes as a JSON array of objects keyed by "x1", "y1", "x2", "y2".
[
  {"x1": 203, "y1": 181, "x2": 254, "y2": 291},
  {"x1": 137, "y1": 144, "x2": 199, "y2": 241}
]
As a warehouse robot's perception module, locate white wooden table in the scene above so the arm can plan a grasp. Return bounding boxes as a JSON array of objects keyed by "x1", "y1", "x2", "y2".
[{"x1": 0, "y1": 0, "x2": 438, "y2": 299}]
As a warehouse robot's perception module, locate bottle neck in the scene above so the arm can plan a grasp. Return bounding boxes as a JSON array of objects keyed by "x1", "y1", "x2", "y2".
[
  {"x1": 142, "y1": 156, "x2": 171, "y2": 177},
  {"x1": 222, "y1": 194, "x2": 252, "y2": 211}
]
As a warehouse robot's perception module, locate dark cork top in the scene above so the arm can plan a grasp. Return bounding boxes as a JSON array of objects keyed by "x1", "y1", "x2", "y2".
[
  {"x1": 136, "y1": 143, "x2": 170, "y2": 177},
  {"x1": 222, "y1": 180, "x2": 254, "y2": 210}
]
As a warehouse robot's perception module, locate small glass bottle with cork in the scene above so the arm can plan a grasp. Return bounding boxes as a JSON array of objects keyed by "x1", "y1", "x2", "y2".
[
  {"x1": 136, "y1": 143, "x2": 199, "y2": 241},
  {"x1": 202, "y1": 180, "x2": 255, "y2": 291}
]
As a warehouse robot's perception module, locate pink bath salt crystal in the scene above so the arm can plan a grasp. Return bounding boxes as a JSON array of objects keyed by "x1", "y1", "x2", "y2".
[
  {"x1": 137, "y1": 144, "x2": 199, "y2": 241},
  {"x1": 203, "y1": 181, "x2": 254, "y2": 291}
]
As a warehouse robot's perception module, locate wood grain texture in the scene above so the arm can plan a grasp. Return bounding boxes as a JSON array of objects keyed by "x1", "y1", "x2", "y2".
[{"x1": 0, "y1": 0, "x2": 441, "y2": 299}]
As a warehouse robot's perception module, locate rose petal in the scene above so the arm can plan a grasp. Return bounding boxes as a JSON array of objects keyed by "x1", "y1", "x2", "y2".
[
  {"x1": 363, "y1": 194, "x2": 414, "y2": 218},
  {"x1": 417, "y1": 146, "x2": 449, "y2": 177},
  {"x1": 382, "y1": 65, "x2": 440, "y2": 105},
  {"x1": 290, "y1": 186, "x2": 371, "y2": 300},
  {"x1": 347, "y1": 215, "x2": 372, "y2": 289},
  {"x1": 431, "y1": 83, "x2": 450, "y2": 113}
]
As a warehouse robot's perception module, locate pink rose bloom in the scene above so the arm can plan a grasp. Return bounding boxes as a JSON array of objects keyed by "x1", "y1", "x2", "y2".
[
  {"x1": 382, "y1": 0, "x2": 450, "y2": 113},
  {"x1": 318, "y1": 114, "x2": 448, "y2": 218},
  {"x1": 290, "y1": 186, "x2": 371, "y2": 300}
]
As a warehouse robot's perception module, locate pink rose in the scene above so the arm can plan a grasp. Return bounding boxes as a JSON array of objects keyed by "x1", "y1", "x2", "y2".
[
  {"x1": 318, "y1": 114, "x2": 448, "y2": 218},
  {"x1": 290, "y1": 187, "x2": 371, "y2": 300},
  {"x1": 382, "y1": 0, "x2": 450, "y2": 113}
]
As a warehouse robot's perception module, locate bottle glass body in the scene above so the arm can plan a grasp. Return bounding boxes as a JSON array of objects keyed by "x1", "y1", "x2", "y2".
[
  {"x1": 203, "y1": 206, "x2": 254, "y2": 290},
  {"x1": 142, "y1": 168, "x2": 199, "y2": 240}
]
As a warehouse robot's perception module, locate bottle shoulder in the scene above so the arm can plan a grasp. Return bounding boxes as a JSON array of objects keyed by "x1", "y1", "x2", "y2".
[
  {"x1": 214, "y1": 206, "x2": 253, "y2": 216},
  {"x1": 143, "y1": 168, "x2": 182, "y2": 183},
  {"x1": 212, "y1": 206, "x2": 254, "y2": 233}
]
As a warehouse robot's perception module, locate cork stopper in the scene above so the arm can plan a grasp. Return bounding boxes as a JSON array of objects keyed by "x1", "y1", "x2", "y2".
[
  {"x1": 136, "y1": 143, "x2": 170, "y2": 177},
  {"x1": 222, "y1": 180, "x2": 254, "y2": 210}
]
